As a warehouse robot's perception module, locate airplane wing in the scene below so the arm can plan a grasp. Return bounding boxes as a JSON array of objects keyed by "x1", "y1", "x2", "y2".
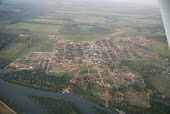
[{"x1": 159, "y1": 0, "x2": 170, "y2": 49}]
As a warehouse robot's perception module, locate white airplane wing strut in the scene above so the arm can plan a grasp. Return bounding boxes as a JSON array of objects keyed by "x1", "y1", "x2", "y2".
[{"x1": 159, "y1": 0, "x2": 170, "y2": 49}]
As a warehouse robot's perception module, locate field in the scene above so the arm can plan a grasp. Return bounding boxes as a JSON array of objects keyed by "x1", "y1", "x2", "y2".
[
  {"x1": 151, "y1": 41, "x2": 170, "y2": 57},
  {"x1": 0, "y1": 42, "x2": 29, "y2": 60},
  {"x1": 35, "y1": 39, "x2": 56, "y2": 52},
  {"x1": 0, "y1": 102, "x2": 14, "y2": 114},
  {"x1": 1, "y1": 0, "x2": 165, "y2": 42},
  {"x1": 6, "y1": 22, "x2": 60, "y2": 36},
  {"x1": 152, "y1": 74, "x2": 170, "y2": 96},
  {"x1": 124, "y1": 91, "x2": 150, "y2": 108}
]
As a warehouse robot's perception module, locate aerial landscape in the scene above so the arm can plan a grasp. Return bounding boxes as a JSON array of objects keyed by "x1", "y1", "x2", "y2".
[{"x1": 0, "y1": 0, "x2": 170, "y2": 114}]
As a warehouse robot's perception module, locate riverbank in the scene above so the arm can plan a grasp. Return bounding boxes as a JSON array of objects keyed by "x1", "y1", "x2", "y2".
[{"x1": 0, "y1": 79, "x2": 117, "y2": 114}]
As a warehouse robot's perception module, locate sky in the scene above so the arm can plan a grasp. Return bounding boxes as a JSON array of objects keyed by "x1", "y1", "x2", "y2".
[
  {"x1": 69, "y1": 0, "x2": 159, "y2": 7},
  {"x1": 104, "y1": 0, "x2": 158, "y2": 5}
]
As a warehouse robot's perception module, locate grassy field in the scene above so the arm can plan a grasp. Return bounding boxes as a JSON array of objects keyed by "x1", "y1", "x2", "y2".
[
  {"x1": 123, "y1": 60, "x2": 166, "y2": 70},
  {"x1": 35, "y1": 39, "x2": 56, "y2": 52},
  {"x1": 2, "y1": 0, "x2": 164, "y2": 42},
  {"x1": 124, "y1": 91, "x2": 150, "y2": 108},
  {"x1": 0, "y1": 42, "x2": 29, "y2": 60},
  {"x1": 58, "y1": 31, "x2": 112, "y2": 42},
  {"x1": 151, "y1": 41, "x2": 170, "y2": 57},
  {"x1": 0, "y1": 102, "x2": 14, "y2": 114},
  {"x1": 0, "y1": 0, "x2": 167, "y2": 43},
  {"x1": 5, "y1": 22, "x2": 60, "y2": 36},
  {"x1": 152, "y1": 74, "x2": 170, "y2": 96}
]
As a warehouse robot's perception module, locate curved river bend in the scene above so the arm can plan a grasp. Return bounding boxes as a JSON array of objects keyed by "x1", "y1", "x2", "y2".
[{"x1": 0, "y1": 79, "x2": 116, "y2": 114}]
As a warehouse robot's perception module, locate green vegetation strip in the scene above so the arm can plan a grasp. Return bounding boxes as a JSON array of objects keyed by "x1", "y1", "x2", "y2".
[
  {"x1": 0, "y1": 71, "x2": 70, "y2": 92},
  {"x1": 30, "y1": 96, "x2": 82, "y2": 114},
  {"x1": 151, "y1": 42, "x2": 170, "y2": 57},
  {"x1": 0, "y1": 96, "x2": 23, "y2": 114},
  {"x1": 91, "y1": 106, "x2": 110, "y2": 114}
]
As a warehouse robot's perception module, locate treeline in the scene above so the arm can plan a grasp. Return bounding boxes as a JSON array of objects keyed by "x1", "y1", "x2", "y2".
[
  {"x1": 127, "y1": 24, "x2": 167, "y2": 42},
  {"x1": 109, "y1": 87, "x2": 170, "y2": 114},
  {"x1": 30, "y1": 96, "x2": 82, "y2": 114},
  {"x1": 109, "y1": 95, "x2": 170, "y2": 114},
  {"x1": 70, "y1": 84, "x2": 105, "y2": 107},
  {"x1": 121, "y1": 60, "x2": 163, "y2": 90},
  {"x1": 0, "y1": 3, "x2": 49, "y2": 24},
  {"x1": 0, "y1": 33, "x2": 39, "y2": 69},
  {"x1": 70, "y1": 77, "x2": 105, "y2": 106},
  {"x1": 0, "y1": 58, "x2": 11, "y2": 69},
  {"x1": 91, "y1": 106, "x2": 109, "y2": 114},
  {"x1": 13, "y1": 36, "x2": 40, "y2": 48},
  {"x1": 0, "y1": 71, "x2": 70, "y2": 92},
  {"x1": 59, "y1": 24, "x2": 113, "y2": 35},
  {"x1": 114, "y1": 60, "x2": 170, "y2": 113},
  {"x1": 0, "y1": 96, "x2": 23, "y2": 114},
  {"x1": 0, "y1": 32, "x2": 40, "y2": 50},
  {"x1": 0, "y1": 32, "x2": 18, "y2": 50},
  {"x1": 121, "y1": 60, "x2": 164, "y2": 76}
]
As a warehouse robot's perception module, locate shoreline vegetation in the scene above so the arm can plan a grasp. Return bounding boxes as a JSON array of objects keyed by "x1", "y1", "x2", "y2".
[
  {"x1": 0, "y1": 96, "x2": 23, "y2": 114},
  {"x1": 30, "y1": 96, "x2": 82, "y2": 114}
]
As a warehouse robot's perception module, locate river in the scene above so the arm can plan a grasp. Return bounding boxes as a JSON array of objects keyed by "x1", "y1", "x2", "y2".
[
  {"x1": 162, "y1": 66, "x2": 170, "y2": 75},
  {"x1": 0, "y1": 79, "x2": 117, "y2": 114},
  {"x1": 2, "y1": 65, "x2": 169, "y2": 114}
]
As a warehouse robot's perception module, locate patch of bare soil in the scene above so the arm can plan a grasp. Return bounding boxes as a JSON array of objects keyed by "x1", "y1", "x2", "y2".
[{"x1": 124, "y1": 91, "x2": 150, "y2": 108}]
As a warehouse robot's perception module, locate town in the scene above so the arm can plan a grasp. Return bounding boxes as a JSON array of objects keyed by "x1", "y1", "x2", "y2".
[{"x1": 4, "y1": 31, "x2": 165, "y2": 108}]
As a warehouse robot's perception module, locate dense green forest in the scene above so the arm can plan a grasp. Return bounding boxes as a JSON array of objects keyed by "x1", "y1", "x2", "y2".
[
  {"x1": 30, "y1": 96, "x2": 82, "y2": 114},
  {"x1": 91, "y1": 106, "x2": 110, "y2": 114},
  {"x1": 0, "y1": 71, "x2": 70, "y2": 92},
  {"x1": 0, "y1": 32, "x2": 18, "y2": 69},
  {"x1": 70, "y1": 77, "x2": 106, "y2": 106},
  {"x1": 0, "y1": 32, "x2": 39, "y2": 50},
  {"x1": 0, "y1": 32, "x2": 18, "y2": 49},
  {"x1": 0, "y1": 58, "x2": 11, "y2": 69},
  {"x1": 13, "y1": 36, "x2": 40, "y2": 48}
]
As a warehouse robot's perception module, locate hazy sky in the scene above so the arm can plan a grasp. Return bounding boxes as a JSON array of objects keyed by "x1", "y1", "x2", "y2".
[{"x1": 103, "y1": 0, "x2": 158, "y2": 6}]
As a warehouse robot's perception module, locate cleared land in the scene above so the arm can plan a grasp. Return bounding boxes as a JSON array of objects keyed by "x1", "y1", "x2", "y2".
[
  {"x1": 152, "y1": 74, "x2": 170, "y2": 96},
  {"x1": 0, "y1": 42, "x2": 29, "y2": 60},
  {"x1": 35, "y1": 39, "x2": 56, "y2": 52},
  {"x1": 6, "y1": 23, "x2": 60, "y2": 36},
  {"x1": 124, "y1": 91, "x2": 150, "y2": 108},
  {"x1": 0, "y1": 101, "x2": 15, "y2": 114}
]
